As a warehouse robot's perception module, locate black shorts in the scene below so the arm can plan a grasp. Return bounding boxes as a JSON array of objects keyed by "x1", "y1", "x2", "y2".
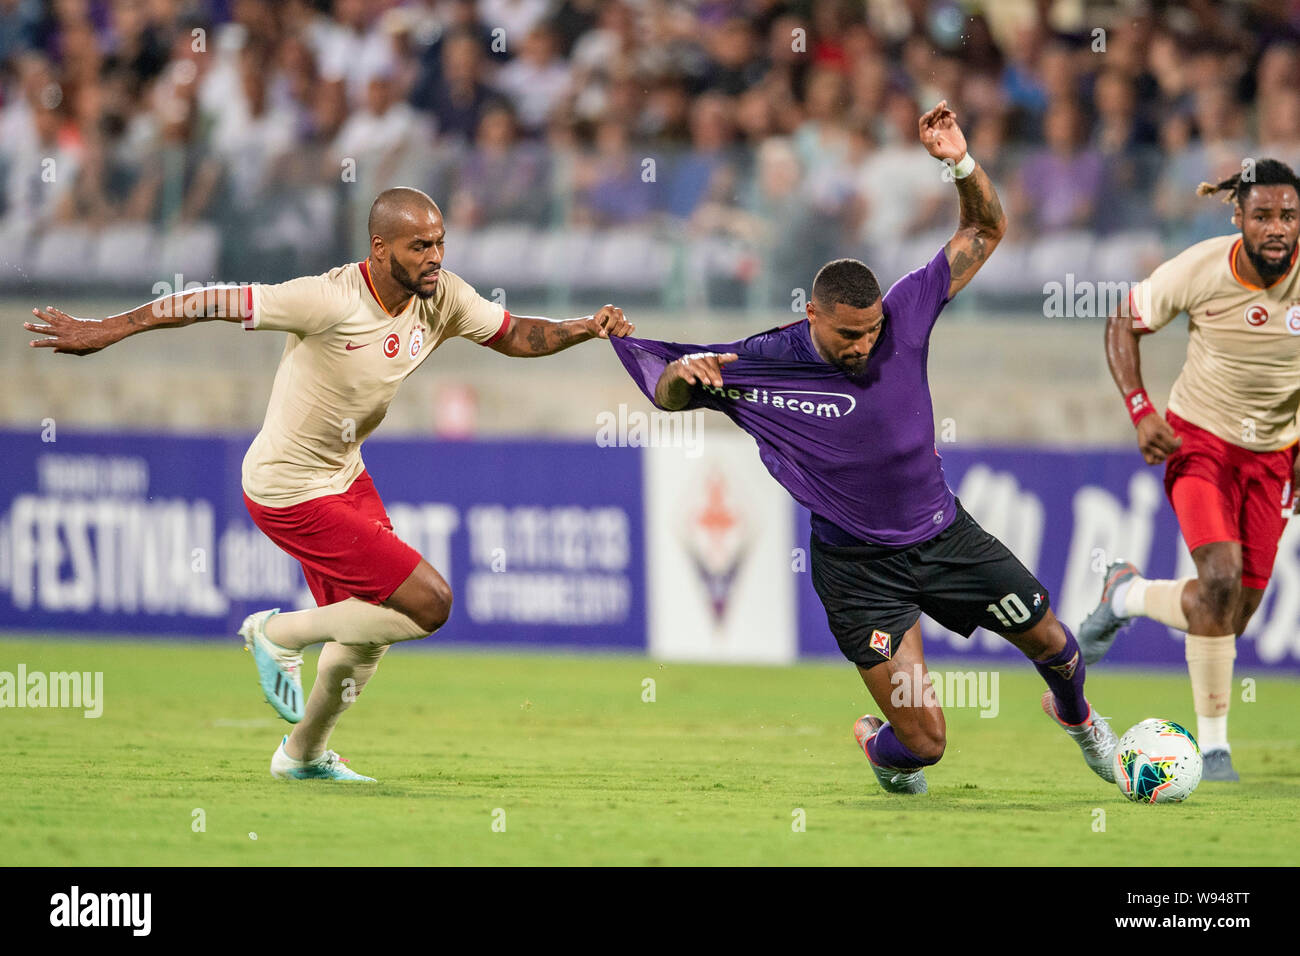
[{"x1": 809, "y1": 500, "x2": 1050, "y2": 669}]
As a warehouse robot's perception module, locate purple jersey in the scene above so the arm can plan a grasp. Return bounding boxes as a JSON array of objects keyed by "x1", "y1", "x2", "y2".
[{"x1": 610, "y1": 248, "x2": 957, "y2": 548}]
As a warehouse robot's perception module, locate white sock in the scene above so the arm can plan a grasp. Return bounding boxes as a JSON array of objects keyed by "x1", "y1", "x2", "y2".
[
  {"x1": 1197, "y1": 714, "x2": 1229, "y2": 752},
  {"x1": 1109, "y1": 577, "x2": 1136, "y2": 615},
  {"x1": 278, "y1": 739, "x2": 310, "y2": 766}
]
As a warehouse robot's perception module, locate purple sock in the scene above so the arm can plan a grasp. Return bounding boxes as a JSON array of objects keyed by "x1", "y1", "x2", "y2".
[
  {"x1": 1033, "y1": 625, "x2": 1089, "y2": 725},
  {"x1": 866, "y1": 723, "x2": 938, "y2": 769}
]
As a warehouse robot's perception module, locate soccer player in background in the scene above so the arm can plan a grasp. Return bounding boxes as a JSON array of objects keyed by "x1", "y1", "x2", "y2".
[
  {"x1": 1079, "y1": 159, "x2": 1300, "y2": 782},
  {"x1": 24, "y1": 186, "x2": 633, "y2": 782},
  {"x1": 611, "y1": 103, "x2": 1117, "y2": 794}
]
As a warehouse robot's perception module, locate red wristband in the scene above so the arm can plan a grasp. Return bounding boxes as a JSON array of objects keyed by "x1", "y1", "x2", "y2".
[{"x1": 1125, "y1": 388, "x2": 1156, "y2": 426}]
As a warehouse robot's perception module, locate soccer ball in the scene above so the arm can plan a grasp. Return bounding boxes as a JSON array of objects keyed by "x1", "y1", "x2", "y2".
[{"x1": 1113, "y1": 718, "x2": 1203, "y2": 804}]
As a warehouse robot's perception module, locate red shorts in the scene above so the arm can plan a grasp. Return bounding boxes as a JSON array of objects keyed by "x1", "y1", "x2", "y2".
[
  {"x1": 1163, "y1": 410, "x2": 1297, "y2": 590},
  {"x1": 243, "y1": 470, "x2": 422, "y2": 607}
]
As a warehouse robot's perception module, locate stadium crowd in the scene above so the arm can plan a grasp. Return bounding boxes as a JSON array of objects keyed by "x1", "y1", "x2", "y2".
[{"x1": 3, "y1": 0, "x2": 1300, "y2": 306}]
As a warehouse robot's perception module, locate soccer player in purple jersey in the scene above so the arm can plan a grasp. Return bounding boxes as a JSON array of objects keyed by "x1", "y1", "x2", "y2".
[{"x1": 611, "y1": 102, "x2": 1117, "y2": 794}]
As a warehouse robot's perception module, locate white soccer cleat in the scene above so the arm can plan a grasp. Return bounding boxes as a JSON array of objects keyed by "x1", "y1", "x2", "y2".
[
  {"x1": 1041, "y1": 691, "x2": 1117, "y2": 783},
  {"x1": 853, "y1": 715, "x2": 928, "y2": 794},
  {"x1": 270, "y1": 736, "x2": 376, "y2": 782}
]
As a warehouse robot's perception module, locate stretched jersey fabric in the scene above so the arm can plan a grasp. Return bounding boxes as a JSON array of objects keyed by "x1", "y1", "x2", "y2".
[{"x1": 610, "y1": 248, "x2": 957, "y2": 548}]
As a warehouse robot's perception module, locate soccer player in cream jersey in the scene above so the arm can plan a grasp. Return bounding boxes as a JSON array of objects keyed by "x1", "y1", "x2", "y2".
[
  {"x1": 1079, "y1": 159, "x2": 1300, "y2": 782},
  {"x1": 25, "y1": 186, "x2": 633, "y2": 782}
]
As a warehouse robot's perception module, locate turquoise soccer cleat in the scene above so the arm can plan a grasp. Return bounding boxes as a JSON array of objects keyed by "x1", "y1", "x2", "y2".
[
  {"x1": 239, "y1": 608, "x2": 304, "y2": 723},
  {"x1": 270, "y1": 736, "x2": 376, "y2": 782}
]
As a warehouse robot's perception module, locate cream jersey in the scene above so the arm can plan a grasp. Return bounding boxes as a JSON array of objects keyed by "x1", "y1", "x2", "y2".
[
  {"x1": 240, "y1": 261, "x2": 509, "y2": 507},
  {"x1": 1129, "y1": 234, "x2": 1300, "y2": 451}
]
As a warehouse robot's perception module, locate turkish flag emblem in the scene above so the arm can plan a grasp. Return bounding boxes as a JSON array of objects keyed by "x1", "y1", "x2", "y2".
[{"x1": 383, "y1": 333, "x2": 400, "y2": 358}]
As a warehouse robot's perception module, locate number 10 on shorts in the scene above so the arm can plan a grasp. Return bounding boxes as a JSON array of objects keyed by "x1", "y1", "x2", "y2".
[{"x1": 986, "y1": 592, "x2": 1031, "y2": 629}]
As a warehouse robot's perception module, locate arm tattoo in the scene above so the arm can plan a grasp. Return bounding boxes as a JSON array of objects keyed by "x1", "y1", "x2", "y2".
[
  {"x1": 955, "y1": 166, "x2": 1004, "y2": 235},
  {"x1": 947, "y1": 164, "x2": 1005, "y2": 285},
  {"x1": 526, "y1": 322, "x2": 548, "y2": 354},
  {"x1": 513, "y1": 317, "x2": 585, "y2": 356}
]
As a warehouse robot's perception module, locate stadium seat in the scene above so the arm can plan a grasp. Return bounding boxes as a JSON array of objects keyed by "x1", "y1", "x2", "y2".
[
  {"x1": 157, "y1": 224, "x2": 221, "y2": 281},
  {"x1": 536, "y1": 229, "x2": 600, "y2": 290},
  {"x1": 92, "y1": 223, "x2": 159, "y2": 285},
  {"x1": 471, "y1": 225, "x2": 542, "y2": 287},
  {"x1": 0, "y1": 218, "x2": 32, "y2": 276},
  {"x1": 1024, "y1": 231, "x2": 1097, "y2": 294},
  {"x1": 31, "y1": 226, "x2": 97, "y2": 284},
  {"x1": 1090, "y1": 230, "x2": 1165, "y2": 284},
  {"x1": 968, "y1": 240, "x2": 1031, "y2": 295},
  {"x1": 590, "y1": 230, "x2": 671, "y2": 292}
]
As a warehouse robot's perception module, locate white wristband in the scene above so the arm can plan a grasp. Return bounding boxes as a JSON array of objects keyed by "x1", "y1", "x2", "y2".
[{"x1": 950, "y1": 153, "x2": 976, "y2": 179}]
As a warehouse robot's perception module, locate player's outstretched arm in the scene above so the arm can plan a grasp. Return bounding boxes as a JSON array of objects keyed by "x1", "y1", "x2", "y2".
[
  {"x1": 919, "y1": 101, "x2": 1007, "y2": 298},
  {"x1": 653, "y1": 352, "x2": 739, "y2": 410},
  {"x1": 1104, "y1": 306, "x2": 1181, "y2": 464},
  {"x1": 488, "y1": 304, "x2": 634, "y2": 357},
  {"x1": 25, "y1": 286, "x2": 247, "y2": 356}
]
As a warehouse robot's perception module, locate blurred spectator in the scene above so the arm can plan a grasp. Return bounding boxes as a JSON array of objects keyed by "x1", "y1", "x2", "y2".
[
  {"x1": 699, "y1": 17, "x2": 765, "y2": 96},
  {"x1": 491, "y1": 24, "x2": 572, "y2": 133},
  {"x1": 1258, "y1": 89, "x2": 1300, "y2": 169},
  {"x1": 1, "y1": 0, "x2": 1298, "y2": 310},
  {"x1": 410, "y1": 27, "x2": 497, "y2": 142},
  {"x1": 450, "y1": 102, "x2": 547, "y2": 228},
  {"x1": 665, "y1": 92, "x2": 736, "y2": 220},
  {"x1": 1014, "y1": 101, "x2": 1103, "y2": 236},
  {"x1": 329, "y1": 70, "x2": 429, "y2": 186},
  {"x1": 573, "y1": 120, "x2": 653, "y2": 226},
  {"x1": 0, "y1": 0, "x2": 40, "y2": 69},
  {"x1": 478, "y1": 0, "x2": 550, "y2": 45},
  {"x1": 856, "y1": 90, "x2": 950, "y2": 252},
  {"x1": 187, "y1": 42, "x2": 296, "y2": 221}
]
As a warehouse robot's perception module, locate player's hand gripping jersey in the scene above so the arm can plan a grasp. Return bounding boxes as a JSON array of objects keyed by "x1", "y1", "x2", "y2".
[{"x1": 611, "y1": 249, "x2": 956, "y2": 548}]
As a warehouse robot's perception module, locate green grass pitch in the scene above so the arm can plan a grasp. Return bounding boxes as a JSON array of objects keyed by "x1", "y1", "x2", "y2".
[{"x1": 1, "y1": 636, "x2": 1296, "y2": 866}]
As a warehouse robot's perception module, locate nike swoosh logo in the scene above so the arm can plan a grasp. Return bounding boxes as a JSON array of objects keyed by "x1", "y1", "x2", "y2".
[{"x1": 344, "y1": 342, "x2": 369, "y2": 351}]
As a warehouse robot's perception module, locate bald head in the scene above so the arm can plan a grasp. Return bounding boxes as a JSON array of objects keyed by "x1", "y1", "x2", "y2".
[
  {"x1": 368, "y1": 186, "x2": 440, "y2": 241},
  {"x1": 367, "y1": 187, "x2": 446, "y2": 300}
]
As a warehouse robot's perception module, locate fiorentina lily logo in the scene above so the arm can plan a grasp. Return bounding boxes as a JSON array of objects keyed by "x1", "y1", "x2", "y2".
[
  {"x1": 682, "y1": 471, "x2": 752, "y2": 628},
  {"x1": 869, "y1": 630, "x2": 892, "y2": 659},
  {"x1": 1049, "y1": 650, "x2": 1080, "y2": 681}
]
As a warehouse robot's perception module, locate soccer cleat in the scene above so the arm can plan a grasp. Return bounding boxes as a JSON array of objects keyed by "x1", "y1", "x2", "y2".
[
  {"x1": 1201, "y1": 748, "x2": 1240, "y2": 782},
  {"x1": 1077, "y1": 560, "x2": 1140, "y2": 664},
  {"x1": 1041, "y1": 691, "x2": 1117, "y2": 783},
  {"x1": 853, "y1": 715, "x2": 928, "y2": 794},
  {"x1": 239, "y1": 608, "x2": 304, "y2": 724},
  {"x1": 270, "y1": 736, "x2": 376, "y2": 782}
]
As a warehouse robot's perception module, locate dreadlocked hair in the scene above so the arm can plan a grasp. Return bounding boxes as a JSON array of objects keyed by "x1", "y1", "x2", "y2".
[{"x1": 1196, "y1": 158, "x2": 1300, "y2": 206}]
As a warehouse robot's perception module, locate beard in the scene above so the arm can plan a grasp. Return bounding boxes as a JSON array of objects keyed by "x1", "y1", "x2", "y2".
[
  {"x1": 835, "y1": 356, "x2": 870, "y2": 379},
  {"x1": 1243, "y1": 237, "x2": 1296, "y2": 285},
  {"x1": 390, "y1": 257, "x2": 438, "y2": 299}
]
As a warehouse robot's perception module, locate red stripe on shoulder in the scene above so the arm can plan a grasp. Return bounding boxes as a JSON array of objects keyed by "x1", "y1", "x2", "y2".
[{"x1": 482, "y1": 309, "x2": 511, "y2": 346}]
